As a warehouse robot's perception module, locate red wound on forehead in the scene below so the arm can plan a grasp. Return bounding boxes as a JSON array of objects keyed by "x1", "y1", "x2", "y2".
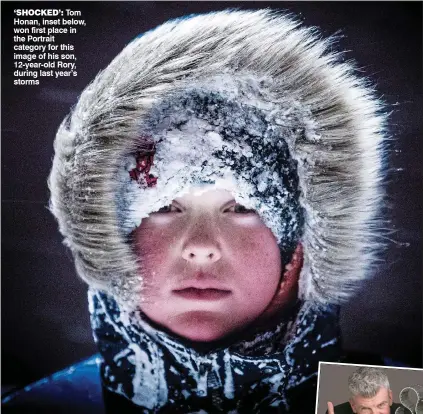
[{"x1": 129, "y1": 144, "x2": 158, "y2": 188}]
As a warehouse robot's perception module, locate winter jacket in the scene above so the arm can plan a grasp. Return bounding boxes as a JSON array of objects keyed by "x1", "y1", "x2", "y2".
[
  {"x1": 2, "y1": 353, "x2": 405, "y2": 414},
  {"x1": 87, "y1": 290, "x2": 340, "y2": 413},
  {"x1": 32, "y1": 9, "x2": 388, "y2": 413}
]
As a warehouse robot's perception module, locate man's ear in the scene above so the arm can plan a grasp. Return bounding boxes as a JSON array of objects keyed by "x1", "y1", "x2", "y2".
[
  {"x1": 349, "y1": 398, "x2": 357, "y2": 414},
  {"x1": 388, "y1": 389, "x2": 393, "y2": 406}
]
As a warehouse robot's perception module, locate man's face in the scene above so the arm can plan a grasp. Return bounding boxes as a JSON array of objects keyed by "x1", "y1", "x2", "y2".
[
  {"x1": 133, "y1": 188, "x2": 285, "y2": 342},
  {"x1": 349, "y1": 387, "x2": 393, "y2": 414}
]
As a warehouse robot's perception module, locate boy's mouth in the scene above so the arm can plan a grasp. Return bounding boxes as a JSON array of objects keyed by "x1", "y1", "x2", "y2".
[{"x1": 173, "y1": 287, "x2": 232, "y2": 301}]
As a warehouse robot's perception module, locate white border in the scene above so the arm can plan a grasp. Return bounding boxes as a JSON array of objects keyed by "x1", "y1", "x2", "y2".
[{"x1": 315, "y1": 361, "x2": 423, "y2": 414}]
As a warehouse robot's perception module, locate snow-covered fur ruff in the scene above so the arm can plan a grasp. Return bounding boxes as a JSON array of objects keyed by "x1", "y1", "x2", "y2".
[{"x1": 48, "y1": 10, "x2": 387, "y2": 308}]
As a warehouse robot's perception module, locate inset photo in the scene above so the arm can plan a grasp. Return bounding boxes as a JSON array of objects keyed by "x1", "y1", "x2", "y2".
[{"x1": 316, "y1": 362, "x2": 423, "y2": 414}]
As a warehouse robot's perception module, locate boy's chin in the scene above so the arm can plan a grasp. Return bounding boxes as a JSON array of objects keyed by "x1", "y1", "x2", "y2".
[
  {"x1": 176, "y1": 328, "x2": 224, "y2": 343},
  {"x1": 168, "y1": 311, "x2": 238, "y2": 343}
]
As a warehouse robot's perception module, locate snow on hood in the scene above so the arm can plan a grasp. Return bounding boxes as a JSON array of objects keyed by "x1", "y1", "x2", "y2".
[
  {"x1": 48, "y1": 9, "x2": 387, "y2": 309},
  {"x1": 116, "y1": 75, "x2": 304, "y2": 259}
]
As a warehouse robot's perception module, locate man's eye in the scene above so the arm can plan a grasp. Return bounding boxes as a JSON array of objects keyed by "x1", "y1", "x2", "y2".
[
  {"x1": 226, "y1": 204, "x2": 256, "y2": 214},
  {"x1": 155, "y1": 204, "x2": 181, "y2": 213}
]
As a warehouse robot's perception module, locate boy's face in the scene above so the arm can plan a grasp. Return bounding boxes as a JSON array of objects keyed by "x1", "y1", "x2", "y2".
[{"x1": 134, "y1": 188, "x2": 283, "y2": 342}]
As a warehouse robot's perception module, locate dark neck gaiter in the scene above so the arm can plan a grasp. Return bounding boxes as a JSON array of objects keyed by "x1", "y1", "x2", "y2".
[{"x1": 89, "y1": 288, "x2": 341, "y2": 413}]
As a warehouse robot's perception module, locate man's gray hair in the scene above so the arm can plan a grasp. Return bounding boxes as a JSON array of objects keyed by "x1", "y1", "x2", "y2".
[{"x1": 348, "y1": 367, "x2": 390, "y2": 398}]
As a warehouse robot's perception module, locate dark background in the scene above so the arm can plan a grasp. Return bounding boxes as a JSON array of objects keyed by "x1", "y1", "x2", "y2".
[{"x1": 1, "y1": 1, "x2": 422, "y2": 390}]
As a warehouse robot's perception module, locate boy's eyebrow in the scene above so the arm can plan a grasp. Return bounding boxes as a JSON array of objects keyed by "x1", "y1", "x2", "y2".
[
  {"x1": 171, "y1": 200, "x2": 185, "y2": 210},
  {"x1": 220, "y1": 199, "x2": 237, "y2": 211}
]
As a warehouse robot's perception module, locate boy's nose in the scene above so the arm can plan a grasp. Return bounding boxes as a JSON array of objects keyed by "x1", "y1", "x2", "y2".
[{"x1": 182, "y1": 245, "x2": 222, "y2": 264}]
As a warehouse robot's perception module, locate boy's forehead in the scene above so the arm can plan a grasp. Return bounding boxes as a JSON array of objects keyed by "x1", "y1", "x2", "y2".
[{"x1": 174, "y1": 186, "x2": 235, "y2": 205}]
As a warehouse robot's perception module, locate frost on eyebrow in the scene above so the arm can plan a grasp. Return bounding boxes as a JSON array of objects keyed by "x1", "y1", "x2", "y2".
[{"x1": 116, "y1": 76, "x2": 308, "y2": 261}]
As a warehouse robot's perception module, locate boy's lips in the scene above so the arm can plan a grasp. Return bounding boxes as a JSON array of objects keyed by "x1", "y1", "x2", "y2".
[
  {"x1": 172, "y1": 274, "x2": 232, "y2": 300},
  {"x1": 172, "y1": 287, "x2": 232, "y2": 301}
]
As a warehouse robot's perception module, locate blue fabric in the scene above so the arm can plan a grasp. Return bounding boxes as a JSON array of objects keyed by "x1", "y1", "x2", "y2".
[{"x1": 2, "y1": 355, "x2": 104, "y2": 413}]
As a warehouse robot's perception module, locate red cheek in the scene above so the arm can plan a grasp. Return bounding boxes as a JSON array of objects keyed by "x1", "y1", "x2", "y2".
[
  {"x1": 238, "y1": 228, "x2": 279, "y2": 260},
  {"x1": 134, "y1": 223, "x2": 181, "y2": 272}
]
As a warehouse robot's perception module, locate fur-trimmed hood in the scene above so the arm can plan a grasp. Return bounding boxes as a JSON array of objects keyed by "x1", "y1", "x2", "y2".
[{"x1": 48, "y1": 9, "x2": 387, "y2": 308}]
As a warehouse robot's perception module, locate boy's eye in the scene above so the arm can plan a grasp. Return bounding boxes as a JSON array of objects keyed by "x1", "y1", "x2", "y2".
[
  {"x1": 155, "y1": 204, "x2": 181, "y2": 213},
  {"x1": 225, "y1": 204, "x2": 256, "y2": 214}
]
